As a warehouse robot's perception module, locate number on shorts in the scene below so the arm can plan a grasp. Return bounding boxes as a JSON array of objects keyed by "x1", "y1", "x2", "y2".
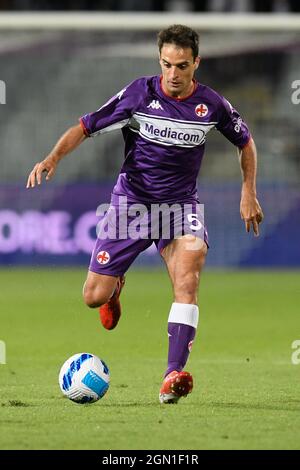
[{"x1": 187, "y1": 213, "x2": 203, "y2": 231}]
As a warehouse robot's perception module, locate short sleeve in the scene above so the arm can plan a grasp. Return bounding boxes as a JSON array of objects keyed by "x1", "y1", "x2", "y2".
[
  {"x1": 79, "y1": 79, "x2": 144, "y2": 137},
  {"x1": 216, "y1": 96, "x2": 251, "y2": 148}
]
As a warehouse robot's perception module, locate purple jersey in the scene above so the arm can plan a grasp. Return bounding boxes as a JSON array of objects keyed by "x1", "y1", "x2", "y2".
[{"x1": 80, "y1": 75, "x2": 250, "y2": 203}]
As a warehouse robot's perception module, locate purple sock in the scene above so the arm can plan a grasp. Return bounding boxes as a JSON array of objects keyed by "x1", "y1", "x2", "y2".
[
  {"x1": 164, "y1": 303, "x2": 199, "y2": 378},
  {"x1": 165, "y1": 322, "x2": 196, "y2": 377}
]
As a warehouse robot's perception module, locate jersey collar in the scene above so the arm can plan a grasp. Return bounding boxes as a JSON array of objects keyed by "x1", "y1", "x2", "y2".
[{"x1": 159, "y1": 75, "x2": 197, "y2": 102}]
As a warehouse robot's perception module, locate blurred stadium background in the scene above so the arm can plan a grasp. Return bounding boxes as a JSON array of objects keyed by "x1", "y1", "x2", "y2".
[{"x1": 0, "y1": 1, "x2": 299, "y2": 270}]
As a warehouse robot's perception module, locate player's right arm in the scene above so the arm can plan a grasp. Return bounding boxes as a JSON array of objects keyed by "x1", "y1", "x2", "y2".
[
  {"x1": 26, "y1": 123, "x2": 86, "y2": 188},
  {"x1": 27, "y1": 78, "x2": 144, "y2": 189}
]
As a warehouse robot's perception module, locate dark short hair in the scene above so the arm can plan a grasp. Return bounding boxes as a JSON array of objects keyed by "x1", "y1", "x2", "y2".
[{"x1": 157, "y1": 24, "x2": 199, "y2": 61}]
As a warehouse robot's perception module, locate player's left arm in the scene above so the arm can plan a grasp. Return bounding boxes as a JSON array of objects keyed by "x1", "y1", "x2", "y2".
[{"x1": 238, "y1": 137, "x2": 264, "y2": 236}]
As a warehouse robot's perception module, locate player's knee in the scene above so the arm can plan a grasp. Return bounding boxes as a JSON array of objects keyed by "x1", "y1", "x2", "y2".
[
  {"x1": 83, "y1": 284, "x2": 110, "y2": 308},
  {"x1": 194, "y1": 241, "x2": 208, "y2": 267}
]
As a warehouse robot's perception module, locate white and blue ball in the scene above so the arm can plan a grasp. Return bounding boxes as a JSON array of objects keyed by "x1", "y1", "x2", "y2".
[{"x1": 59, "y1": 353, "x2": 110, "y2": 404}]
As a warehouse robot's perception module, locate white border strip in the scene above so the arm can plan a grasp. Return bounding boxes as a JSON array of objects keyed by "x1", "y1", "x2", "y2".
[
  {"x1": 0, "y1": 13, "x2": 299, "y2": 31},
  {"x1": 135, "y1": 111, "x2": 218, "y2": 127}
]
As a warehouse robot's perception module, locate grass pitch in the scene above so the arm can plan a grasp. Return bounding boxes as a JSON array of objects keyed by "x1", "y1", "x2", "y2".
[{"x1": 0, "y1": 268, "x2": 299, "y2": 450}]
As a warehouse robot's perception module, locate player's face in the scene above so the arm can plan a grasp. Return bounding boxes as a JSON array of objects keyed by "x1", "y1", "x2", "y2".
[{"x1": 159, "y1": 44, "x2": 200, "y2": 99}]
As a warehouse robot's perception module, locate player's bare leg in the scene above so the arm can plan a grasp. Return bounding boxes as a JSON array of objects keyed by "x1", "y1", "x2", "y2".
[
  {"x1": 83, "y1": 271, "x2": 118, "y2": 308},
  {"x1": 162, "y1": 235, "x2": 207, "y2": 304},
  {"x1": 159, "y1": 235, "x2": 207, "y2": 403},
  {"x1": 83, "y1": 271, "x2": 125, "y2": 330}
]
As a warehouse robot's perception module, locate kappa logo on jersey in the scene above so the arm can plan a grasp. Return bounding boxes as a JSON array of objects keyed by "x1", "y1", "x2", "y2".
[
  {"x1": 116, "y1": 88, "x2": 126, "y2": 100},
  {"x1": 97, "y1": 87, "x2": 127, "y2": 112},
  {"x1": 96, "y1": 251, "x2": 110, "y2": 265},
  {"x1": 195, "y1": 103, "x2": 208, "y2": 117},
  {"x1": 147, "y1": 100, "x2": 164, "y2": 111}
]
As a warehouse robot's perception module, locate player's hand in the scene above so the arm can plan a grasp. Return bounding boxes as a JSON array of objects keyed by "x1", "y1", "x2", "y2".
[
  {"x1": 240, "y1": 192, "x2": 264, "y2": 236},
  {"x1": 26, "y1": 157, "x2": 57, "y2": 188}
]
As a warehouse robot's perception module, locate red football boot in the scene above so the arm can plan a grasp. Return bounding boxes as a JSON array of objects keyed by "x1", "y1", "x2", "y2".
[
  {"x1": 99, "y1": 276, "x2": 125, "y2": 330},
  {"x1": 159, "y1": 371, "x2": 193, "y2": 404}
]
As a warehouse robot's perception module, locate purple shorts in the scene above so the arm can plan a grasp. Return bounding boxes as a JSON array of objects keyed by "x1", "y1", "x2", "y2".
[{"x1": 89, "y1": 195, "x2": 209, "y2": 276}]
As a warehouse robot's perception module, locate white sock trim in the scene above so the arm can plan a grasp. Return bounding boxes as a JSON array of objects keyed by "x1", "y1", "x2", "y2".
[{"x1": 168, "y1": 302, "x2": 199, "y2": 329}]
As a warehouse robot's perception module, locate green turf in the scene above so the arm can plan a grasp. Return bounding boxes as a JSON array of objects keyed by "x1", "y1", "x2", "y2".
[{"x1": 0, "y1": 268, "x2": 299, "y2": 450}]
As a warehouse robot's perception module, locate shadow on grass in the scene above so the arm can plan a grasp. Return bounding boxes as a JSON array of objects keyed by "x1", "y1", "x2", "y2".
[{"x1": 1, "y1": 400, "x2": 31, "y2": 407}]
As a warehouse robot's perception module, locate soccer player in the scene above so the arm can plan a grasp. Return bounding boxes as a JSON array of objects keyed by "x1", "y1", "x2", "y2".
[{"x1": 26, "y1": 25, "x2": 263, "y2": 404}]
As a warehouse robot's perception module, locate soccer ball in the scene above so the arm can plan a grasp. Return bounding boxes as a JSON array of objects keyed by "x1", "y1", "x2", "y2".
[{"x1": 58, "y1": 353, "x2": 110, "y2": 404}]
